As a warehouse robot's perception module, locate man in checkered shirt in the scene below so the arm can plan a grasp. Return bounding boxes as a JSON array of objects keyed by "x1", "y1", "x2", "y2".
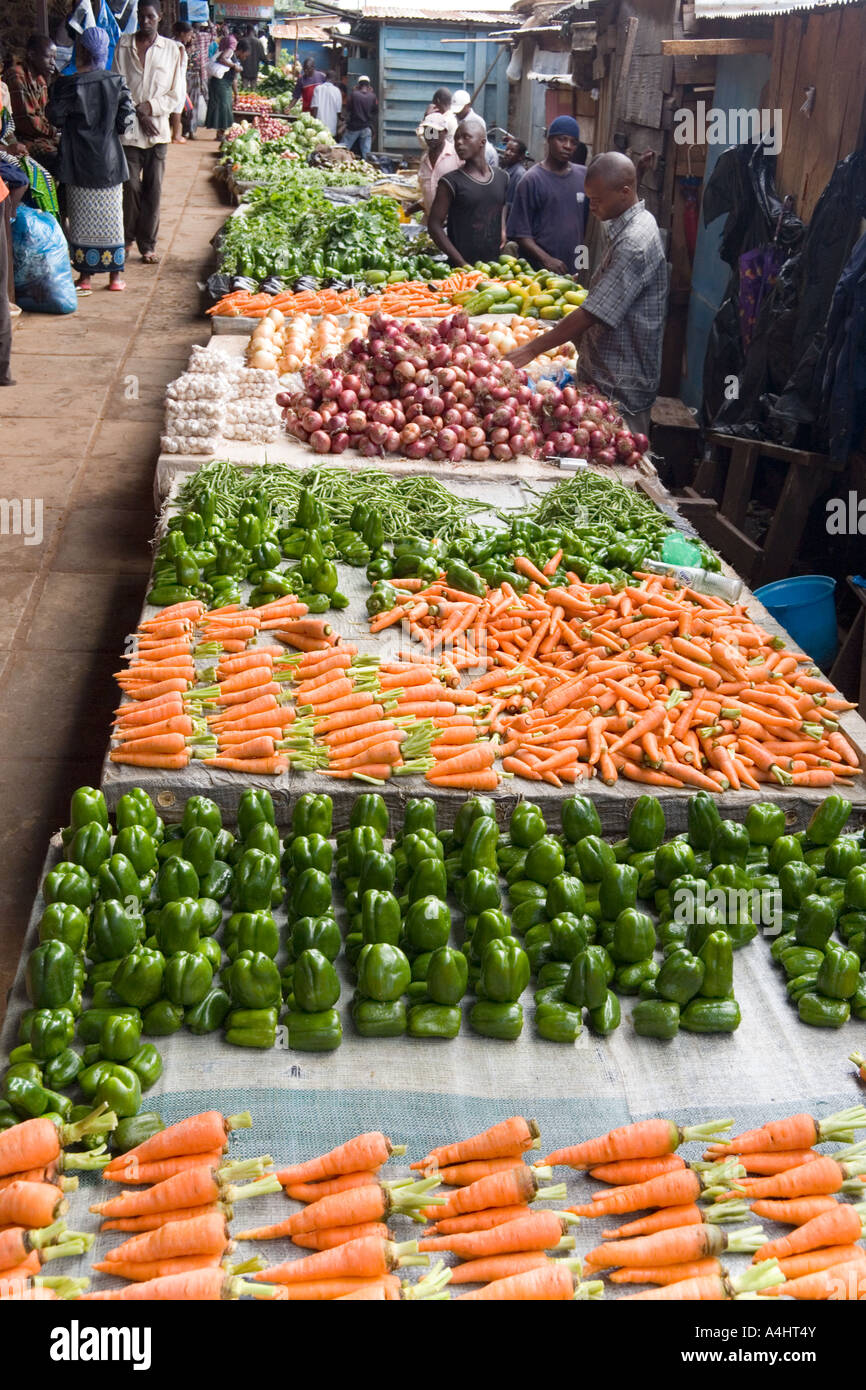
[{"x1": 507, "y1": 151, "x2": 667, "y2": 435}]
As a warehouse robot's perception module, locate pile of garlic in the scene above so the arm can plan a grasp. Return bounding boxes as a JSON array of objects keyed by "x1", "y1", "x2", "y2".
[{"x1": 161, "y1": 346, "x2": 281, "y2": 454}]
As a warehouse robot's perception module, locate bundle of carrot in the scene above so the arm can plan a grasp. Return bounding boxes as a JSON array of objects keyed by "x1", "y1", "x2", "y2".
[
  {"x1": 369, "y1": 567, "x2": 861, "y2": 791},
  {"x1": 205, "y1": 290, "x2": 277, "y2": 319},
  {"x1": 207, "y1": 286, "x2": 365, "y2": 318},
  {"x1": 110, "y1": 600, "x2": 210, "y2": 770},
  {"x1": 351, "y1": 282, "x2": 453, "y2": 319}
]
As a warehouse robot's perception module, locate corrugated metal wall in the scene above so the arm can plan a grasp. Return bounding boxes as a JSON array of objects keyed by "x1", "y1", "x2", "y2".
[{"x1": 378, "y1": 24, "x2": 509, "y2": 151}]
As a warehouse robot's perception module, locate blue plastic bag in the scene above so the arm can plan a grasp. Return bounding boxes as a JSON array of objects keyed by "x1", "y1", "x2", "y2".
[{"x1": 11, "y1": 205, "x2": 78, "y2": 314}]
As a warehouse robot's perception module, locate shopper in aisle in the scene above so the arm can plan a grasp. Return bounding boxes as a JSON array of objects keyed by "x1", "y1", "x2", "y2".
[
  {"x1": 502, "y1": 135, "x2": 528, "y2": 209},
  {"x1": 310, "y1": 70, "x2": 342, "y2": 138},
  {"x1": 204, "y1": 35, "x2": 241, "y2": 143},
  {"x1": 47, "y1": 26, "x2": 134, "y2": 293},
  {"x1": 5, "y1": 34, "x2": 61, "y2": 176},
  {"x1": 174, "y1": 20, "x2": 206, "y2": 140},
  {"x1": 414, "y1": 111, "x2": 460, "y2": 218},
  {"x1": 339, "y1": 75, "x2": 378, "y2": 162},
  {"x1": 293, "y1": 56, "x2": 325, "y2": 114},
  {"x1": 419, "y1": 87, "x2": 456, "y2": 143},
  {"x1": 0, "y1": 173, "x2": 12, "y2": 385},
  {"x1": 450, "y1": 90, "x2": 498, "y2": 169},
  {"x1": 0, "y1": 41, "x2": 30, "y2": 321},
  {"x1": 236, "y1": 34, "x2": 260, "y2": 91},
  {"x1": 506, "y1": 151, "x2": 667, "y2": 434},
  {"x1": 113, "y1": 2, "x2": 185, "y2": 265},
  {"x1": 169, "y1": 20, "x2": 190, "y2": 144},
  {"x1": 506, "y1": 115, "x2": 585, "y2": 275},
  {"x1": 428, "y1": 114, "x2": 507, "y2": 268}
]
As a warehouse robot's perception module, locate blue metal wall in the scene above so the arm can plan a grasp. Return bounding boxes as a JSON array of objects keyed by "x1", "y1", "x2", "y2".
[{"x1": 378, "y1": 24, "x2": 509, "y2": 152}]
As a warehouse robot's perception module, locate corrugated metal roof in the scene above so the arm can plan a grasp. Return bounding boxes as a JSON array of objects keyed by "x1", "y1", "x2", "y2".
[
  {"x1": 272, "y1": 21, "x2": 339, "y2": 39},
  {"x1": 694, "y1": 0, "x2": 860, "y2": 17},
  {"x1": 331, "y1": 1, "x2": 520, "y2": 19}
]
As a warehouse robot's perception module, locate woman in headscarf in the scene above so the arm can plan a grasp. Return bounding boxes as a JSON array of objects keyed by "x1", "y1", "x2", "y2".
[
  {"x1": 47, "y1": 27, "x2": 135, "y2": 292},
  {"x1": 205, "y1": 34, "x2": 241, "y2": 142}
]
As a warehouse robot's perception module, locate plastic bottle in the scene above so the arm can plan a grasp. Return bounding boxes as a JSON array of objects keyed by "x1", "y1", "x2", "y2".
[{"x1": 642, "y1": 558, "x2": 743, "y2": 603}]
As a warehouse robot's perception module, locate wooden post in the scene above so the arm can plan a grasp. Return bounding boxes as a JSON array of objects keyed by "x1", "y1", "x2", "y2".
[{"x1": 36, "y1": 0, "x2": 50, "y2": 35}]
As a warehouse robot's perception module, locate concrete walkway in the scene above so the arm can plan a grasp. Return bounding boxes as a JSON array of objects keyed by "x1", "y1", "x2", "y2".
[{"x1": 0, "y1": 139, "x2": 226, "y2": 1008}]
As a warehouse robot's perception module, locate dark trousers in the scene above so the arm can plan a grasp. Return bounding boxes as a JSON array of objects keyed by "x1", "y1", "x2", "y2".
[
  {"x1": 0, "y1": 209, "x2": 12, "y2": 385},
  {"x1": 123, "y1": 144, "x2": 167, "y2": 256}
]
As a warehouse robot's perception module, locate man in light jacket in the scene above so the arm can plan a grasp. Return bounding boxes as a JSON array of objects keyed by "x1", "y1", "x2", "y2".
[{"x1": 113, "y1": 0, "x2": 185, "y2": 263}]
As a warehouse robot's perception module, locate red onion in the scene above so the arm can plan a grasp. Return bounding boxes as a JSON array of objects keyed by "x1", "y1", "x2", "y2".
[
  {"x1": 400, "y1": 423, "x2": 421, "y2": 446},
  {"x1": 394, "y1": 360, "x2": 415, "y2": 381},
  {"x1": 301, "y1": 410, "x2": 323, "y2": 433},
  {"x1": 553, "y1": 403, "x2": 570, "y2": 421},
  {"x1": 491, "y1": 426, "x2": 510, "y2": 445},
  {"x1": 632, "y1": 432, "x2": 650, "y2": 454},
  {"x1": 589, "y1": 429, "x2": 607, "y2": 451},
  {"x1": 572, "y1": 427, "x2": 590, "y2": 448},
  {"x1": 614, "y1": 431, "x2": 634, "y2": 458},
  {"x1": 309, "y1": 430, "x2": 331, "y2": 454},
  {"x1": 493, "y1": 442, "x2": 513, "y2": 461},
  {"x1": 465, "y1": 426, "x2": 485, "y2": 448},
  {"x1": 347, "y1": 411, "x2": 367, "y2": 434},
  {"x1": 509, "y1": 433, "x2": 525, "y2": 455},
  {"x1": 371, "y1": 385, "x2": 390, "y2": 402},
  {"x1": 471, "y1": 445, "x2": 490, "y2": 461},
  {"x1": 438, "y1": 428, "x2": 458, "y2": 452},
  {"x1": 594, "y1": 447, "x2": 617, "y2": 465},
  {"x1": 450, "y1": 443, "x2": 467, "y2": 462},
  {"x1": 384, "y1": 428, "x2": 401, "y2": 452},
  {"x1": 430, "y1": 345, "x2": 450, "y2": 368},
  {"x1": 330, "y1": 431, "x2": 349, "y2": 453},
  {"x1": 367, "y1": 422, "x2": 389, "y2": 446},
  {"x1": 624, "y1": 451, "x2": 643, "y2": 468},
  {"x1": 405, "y1": 438, "x2": 432, "y2": 458}
]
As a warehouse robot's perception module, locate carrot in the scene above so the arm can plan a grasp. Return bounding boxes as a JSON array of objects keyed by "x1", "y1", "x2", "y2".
[
  {"x1": 755, "y1": 1202, "x2": 866, "y2": 1262},
  {"x1": 513, "y1": 556, "x2": 550, "y2": 587},
  {"x1": 253, "y1": 1234, "x2": 423, "y2": 1286},
  {"x1": 235, "y1": 1179, "x2": 437, "y2": 1240},
  {"x1": 0, "y1": 1219, "x2": 71, "y2": 1272},
  {"x1": 761, "y1": 1259, "x2": 866, "y2": 1301},
  {"x1": 727, "y1": 1156, "x2": 859, "y2": 1202},
  {"x1": 601, "y1": 1201, "x2": 748, "y2": 1240},
  {"x1": 420, "y1": 1166, "x2": 558, "y2": 1222},
  {"x1": 569, "y1": 1166, "x2": 736, "y2": 1219},
  {"x1": 102, "y1": 1110, "x2": 251, "y2": 1171},
  {"x1": 610, "y1": 1258, "x2": 725, "y2": 1286},
  {"x1": 456, "y1": 1263, "x2": 581, "y2": 1301},
  {"x1": 749, "y1": 1196, "x2": 840, "y2": 1226},
  {"x1": 0, "y1": 1183, "x2": 66, "y2": 1229},
  {"x1": 426, "y1": 1204, "x2": 536, "y2": 1236},
  {"x1": 432, "y1": 1158, "x2": 527, "y2": 1187},
  {"x1": 292, "y1": 1223, "x2": 390, "y2": 1252},
  {"x1": 102, "y1": 1150, "x2": 226, "y2": 1186},
  {"x1": 449, "y1": 1251, "x2": 560, "y2": 1284},
  {"x1": 249, "y1": 1276, "x2": 393, "y2": 1301},
  {"x1": 81, "y1": 1269, "x2": 284, "y2": 1301},
  {"x1": 92, "y1": 1253, "x2": 223, "y2": 1282},
  {"x1": 774, "y1": 1246, "x2": 866, "y2": 1280},
  {"x1": 589, "y1": 1155, "x2": 686, "y2": 1185},
  {"x1": 90, "y1": 1162, "x2": 275, "y2": 1219},
  {"x1": 621, "y1": 1262, "x2": 784, "y2": 1301},
  {"x1": 423, "y1": 768, "x2": 499, "y2": 789},
  {"x1": 100, "y1": 1203, "x2": 226, "y2": 1234},
  {"x1": 426, "y1": 745, "x2": 497, "y2": 780},
  {"x1": 706, "y1": 1109, "x2": 866, "y2": 1158},
  {"x1": 736, "y1": 1149, "x2": 822, "y2": 1176},
  {"x1": 282, "y1": 1172, "x2": 381, "y2": 1204},
  {"x1": 274, "y1": 1134, "x2": 404, "y2": 1188},
  {"x1": 101, "y1": 1212, "x2": 230, "y2": 1266},
  {"x1": 583, "y1": 1222, "x2": 766, "y2": 1273},
  {"x1": 419, "y1": 1210, "x2": 573, "y2": 1259},
  {"x1": 542, "y1": 1117, "x2": 732, "y2": 1169},
  {"x1": 203, "y1": 756, "x2": 287, "y2": 774},
  {"x1": 109, "y1": 750, "x2": 190, "y2": 769}
]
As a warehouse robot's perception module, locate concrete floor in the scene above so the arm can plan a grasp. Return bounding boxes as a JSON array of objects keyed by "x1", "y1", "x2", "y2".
[{"x1": 0, "y1": 139, "x2": 226, "y2": 1017}]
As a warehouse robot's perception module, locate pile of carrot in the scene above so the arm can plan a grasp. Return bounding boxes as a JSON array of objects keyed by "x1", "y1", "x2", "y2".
[
  {"x1": 369, "y1": 566, "x2": 860, "y2": 791},
  {"x1": 351, "y1": 283, "x2": 454, "y2": 319},
  {"x1": 205, "y1": 290, "x2": 277, "y2": 319},
  {"x1": 206, "y1": 273, "x2": 486, "y2": 323}
]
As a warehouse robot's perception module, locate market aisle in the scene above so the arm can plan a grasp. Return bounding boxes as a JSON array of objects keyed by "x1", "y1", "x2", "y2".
[{"x1": 0, "y1": 139, "x2": 226, "y2": 1013}]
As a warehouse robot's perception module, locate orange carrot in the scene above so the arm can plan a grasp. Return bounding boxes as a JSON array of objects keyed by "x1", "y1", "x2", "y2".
[
  {"x1": 583, "y1": 1222, "x2": 765, "y2": 1272},
  {"x1": 81, "y1": 1268, "x2": 283, "y2": 1301},
  {"x1": 737, "y1": 1149, "x2": 821, "y2": 1176},
  {"x1": 456, "y1": 1263, "x2": 579, "y2": 1300},
  {"x1": 100, "y1": 1203, "x2": 225, "y2": 1234},
  {"x1": 282, "y1": 1172, "x2": 380, "y2": 1204},
  {"x1": 774, "y1": 1246, "x2": 866, "y2": 1281},
  {"x1": 0, "y1": 1183, "x2": 65, "y2": 1229},
  {"x1": 91, "y1": 1163, "x2": 274, "y2": 1219},
  {"x1": 92, "y1": 1253, "x2": 222, "y2": 1282},
  {"x1": 609, "y1": 1258, "x2": 723, "y2": 1286},
  {"x1": 755, "y1": 1203, "x2": 866, "y2": 1262},
  {"x1": 102, "y1": 1111, "x2": 251, "y2": 1171},
  {"x1": 419, "y1": 1210, "x2": 572, "y2": 1259},
  {"x1": 102, "y1": 1151, "x2": 224, "y2": 1186},
  {"x1": 569, "y1": 1168, "x2": 716, "y2": 1219},
  {"x1": 705, "y1": 1109, "x2": 865, "y2": 1157},
  {"x1": 420, "y1": 1166, "x2": 552, "y2": 1222},
  {"x1": 101, "y1": 1212, "x2": 230, "y2": 1266},
  {"x1": 448, "y1": 1251, "x2": 554, "y2": 1284},
  {"x1": 542, "y1": 1118, "x2": 731, "y2": 1169},
  {"x1": 253, "y1": 1234, "x2": 417, "y2": 1285},
  {"x1": 433, "y1": 1158, "x2": 526, "y2": 1187},
  {"x1": 250, "y1": 1276, "x2": 393, "y2": 1301},
  {"x1": 749, "y1": 1197, "x2": 840, "y2": 1226},
  {"x1": 109, "y1": 749, "x2": 190, "y2": 769},
  {"x1": 728, "y1": 1156, "x2": 859, "y2": 1202},
  {"x1": 292, "y1": 1223, "x2": 390, "y2": 1252},
  {"x1": 589, "y1": 1155, "x2": 686, "y2": 1185},
  {"x1": 274, "y1": 1133, "x2": 403, "y2": 1188},
  {"x1": 761, "y1": 1259, "x2": 866, "y2": 1301},
  {"x1": 236, "y1": 1185, "x2": 386, "y2": 1241}
]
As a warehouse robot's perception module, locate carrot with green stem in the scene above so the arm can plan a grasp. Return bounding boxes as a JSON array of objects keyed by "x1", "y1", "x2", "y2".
[
  {"x1": 274, "y1": 1132, "x2": 406, "y2": 1188},
  {"x1": 759, "y1": 1258, "x2": 866, "y2": 1301},
  {"x1": 584, "y1": 1222, "x2": 767, "y2": 1273},
  {"x1": 704, "y1": 1106, "x2": 866, "y2": 1157},
  {"x1": 419, "y1": 1210, "x2": 577, "y2": 1258},
  {"x1": 456, "y1": 1265, "x2": 604, "y2": 1301},
  {"x1": 622, "y1": 1259, "x2": 784, "y2": 1301},
  {"x1": 236, "y1": 1178, "x2": 442, "y2": 1241},
  {"x1": 90, "y1": 1160, "x2": 276, "y2": 1220},
  {"x1": 92, "y1": 1254, "x2": 224, "y2": 1282},
  {"x1": 335, "y1": 1263, "x2": 452, "y2": 1301},
  {"x1": 541, "y1": 1116, "x2": 733, "y2": 1170},
  {"x1": 589, "y1": 1155, "x2": 686, "y2": 1185},
  {"x1": 420, "y1": 1166, "x2": 565, "y2": 1223},
  {"x1": 292, "y1": 1222, "x2": 391, "y2": 1251},
  {"x1": 412, "y1": 1118, "x2": 541, "y2": 1174},
  {"x1": 748, "y1": 1196, "x2": 840, "y2": 1226},
  {"x1": 450, "y1": 1252, "x2": 583, "y2": 1285},
  {"x1": 81, "y1": 1269, "x2": 285, "y2": 1301},
  {"x1": 101, "y1": 1211, "x2": 233, "y2": 1267},
  {"x1": 253, "y1": 1235, "x2": 427, "y2": 1286},
  {"x1": 716, "y1": 1151, "x2": 866, "y2": 1203},
  {"x1": 772, "y1": 1247, "x2": 866, "y2": 1281},
  {"x1": 0, "y1": 1275, "x2": 89, "y2": 1300},
  {"x1": 430, "y1": 1158, "x2": 528, "y2": 1187},
  {"x1": 0, "y1": 1182, "x2": 70, "y2": 1229},
  {"x1": 569, "y1": 1161, "x2": 743, "y2": 1219},
  {"x1": 0, "y1": 1221, "x2": 91, "y2": 1273},
  {"x1": 103, "y1": 1110, "x2": 252, "y2": 1173},
  {"x1": 0, "y1": 1106, "x2": 116, "y2": 1179},
  {"x1": 611, "y1": 1258, "x2": 728, "y2": 1287},
  {"x1": 601, "y1": 1200, "x2": 749, "y2": 1240},
  {"x1": 281, "y1": 1172, "x2": 382, "y2": 1204},
  {"x1": 754, "y1": 1200, "x2": 866, "y2": 1263},
  {"x1": 100, "y1": 1201, "x2": 228, "y2": 1234}
]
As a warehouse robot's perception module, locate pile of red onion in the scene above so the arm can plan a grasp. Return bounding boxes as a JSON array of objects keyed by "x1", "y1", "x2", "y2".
[{"x1": 276, "y1": 312, "x2": 648, "y2": 465}]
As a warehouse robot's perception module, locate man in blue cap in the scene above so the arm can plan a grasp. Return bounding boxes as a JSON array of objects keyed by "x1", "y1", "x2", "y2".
[{"x1": 506, "y1": 115, "x2": 585, "y2": 276}]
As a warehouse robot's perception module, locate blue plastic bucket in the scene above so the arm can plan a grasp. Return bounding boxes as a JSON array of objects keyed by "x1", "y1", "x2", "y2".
[{"x1": 753, "y1": 575, "x2": 838, "y2": 670}]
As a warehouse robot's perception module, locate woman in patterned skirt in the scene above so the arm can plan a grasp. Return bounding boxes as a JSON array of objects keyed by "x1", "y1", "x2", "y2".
[{"x1": 46, "y1": 27, "x2": 135, "y2": 292}]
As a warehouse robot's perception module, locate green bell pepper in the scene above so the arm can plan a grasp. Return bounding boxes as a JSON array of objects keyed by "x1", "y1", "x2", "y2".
[
  {"x1": 112, "y1": 948, "x2": 165, "y2": 1009},
  {"x1": 824, "y1": 838, "x2": 862, "y2": 879},
  {"x1": 406, "y1": 858, "x2": 447, "y2": 905},
  {"x1": 64, "y1": 785, "x2": 109, "y2": 843},
  {"x1": 599, "y1": 864, "x2": 639, "y2": 920},
  {"x1": 561, "y1": 795, "x2": 602, "y2": 845},
  {"x1": 96, "y1": 853, "x2": 143, "y2": 908},
  {"x1": 545, "y1": 874, "x2": 585, "y2": 919},
  {"x1": 628, "y1": 796, "x2": 666, "y2": 852},
  {"x1": 461, "y1": 869, "x2": 500, "y2": 916},
  {"x1": 43, "y1": 863, "x2": 93, "y2": 913},
  {"x1": 769, "y1": 835, "x2": 805, "y2": 872},
  {"x1": 179, "y1": 828, "x2": 215, "y2": 880},
  {"x1": 110, "y1": 1112, "x2": 165, "y2": 1155},
  {"x1": 745, "y1": 802, "x2": 787, "y2": 845},
  {"x1": 291, "y1": 915, "x2": 340, "y2": 963},
  {"x1": 284, "y1": 834, "x2": 333, "y2": 879},
  {"x1": 403, "y1": 830, "x2": 444, "y2": 872},
  {"x1": 470, "y1": 1000, "x2": 523, "y2": 1041},
  {"x1": 426, "y1": 947, "x2": 468, "y2": 1005},
  {"x1": 99, "y1": 1014, "x2": 142, "y2": 1062},
  {"x1": 28, "y1": 1008, "x2": 75, "y2": 1061},
  {"x1": 236, "y1": 789, "x2": 276, "y2": 843},
  {"x1": 698, "y1": 932, "x2": 734, "y2": 998},
  {"x1": 453, "y1": 797, "x2": 496, "y2": 846},
  {"x1": 460, "y1": 817, "x2": 499, "y2": 877},
  {"x1": 358, "y1": 889, "x2": 400, "y2": 947},
  {"x1": 656, "y1": 948, "x2": 705, "y2": 1005},
  {"x1": 795, "y1": 896, "x2": 837, "y2": 950},
  {"x1": 468, "y1": 909, "x2": 512, "y2": 964},
  {"x1": 779, "y1": 861, "x2": 818, "y2": 910},
  {"x1": 226, "y1": 951, "x2": 281, "y2": 1009},
  {"x1": 403, "y1": 798, "x2": 437, "y2": 837},
  {"x1": 154, "y1": 898, "x2": 200, "y2": 956},
  {"x1": 164, "y1": 951, "x2": 213, "y2": 1007},
  {"x1": 67, "y1": 822, "x2": 111, "y2": 877},
  {"x1": 404, "y1": 896, "x2": 450, "y2": 954},
  {"x1": 91, "y1": 1062, "x2": 141, "y2": 1118},
  {"x1": 654, "y1": 841, "x2": 698, "y2": 888},
  {"x1": 797, "y1": 992, "x2": 850, "y2": 1028},
  {"x1": 535, "y1": 1001, "x2": 582, "y2": 1044},
  {"x1": 407, "y1": 1004, "x2": 461, "y2": 1040},
  {"x1": 565, "y1": 947, "x2": 611, "y2": 1011},
  {"x1": 185, "y1": 987, "x2": 231, "y2": 1036},
  {"x1": 687, "y1": 791, "x2": 723, "y2": 851},
  {"x1": 339, "y1": 827, "x2": 384, "y2": 881},
  {"x1": 816, "y1": 944, "x2": 860, "y2": 1000},
  {"x1": 199, "y1": 861, "x2": 232, "y2": 904},
  {"x1": 356, "y1": 943, "x2": 411, "y2": 1002},
  {"x1": 179, "y1": 795, "x2": 222, "y2": 838},
  {"x1": 225, "y1": 1006, "x2": 278, "y2": 1049},
  {"x1": 293, "y1": 950, "x2": 340, "y2": 1013},
  {"x1": 549, "y1": 913, "x2": 592, "y2": 963},
  {"x1": 233, "y1": 849, "x2": 280, "y2": 914},
  {"x1": 142, "y1": 999, "x2": 184, "y2": 1036},
  {"x1": 113, "y1": 827, "x2": 158, "y2": 879},
  {"x1": 27, "y1": 941, "x2": 75, "y2": 1009},
  {"x1": 225, "y1": 911, "x2": 279, "y2": 961},
  {"x1": 42, "y1": 1046, "x2": 82, "y2": 1090},
  {"x1": 113, "y1": 791, "x2": 158, "y2": 838},
  {"x1": 478, "y1": 939, "x2": 528, "y2": 1003},
  {"x1": 77, "y1": 1006, "x2": 140, "y2": 1044},
  {"x1": 156, "y1": 856, "x2": 199, "y2": 906},
  {"x1": 352, "y1": 998, "x2": 407, "y2": 1038},
  {"x1": 633, "y1": 999, "x2": 680, "y2": 1039},
  {"x1": 287, "y1": 1009, "x2": 342, "y2": 1052},
  {"x1": 2, "y1": 1073, "x2": 51, "y2": 1118},
  {"x1": 38, "y1": 903, "x2": 88, "y2": 954},
  {"x1": 845, "y1": 867, "x2": 866, "y2": 911},
  {"x1": 611, "y1": 909, "x2": 656, "y2": 964},
  {"x1": 575, "y1": 835, "x2": 616, "y2": 884},
  {"x1": 710, "y1": 821, "x2": 750, "y2": 868},
  {"x1": 805, "y1": 795, "x2": 852, "y2": 846},
  {"x1": 615, "y1": 959, "x2": 659, "y2": 995},
  {"x1": 90, "y1": 900, "x2": 145, "y2": 963},
  {"x1": 524, "y1": 836, "x2": 566, "y2": 886},
  {"x1": 680, "y1": 998, "x2": 741, "y2": 1033},
  {"x1": 350, "y1": 793, "x2": 389, "y2": 838},
  {"x1": 589, "y1": 989, "x2": 621, "y2": 1036},
  {"x1": 510, "y1": 803, "x2": 547, "y2": 849}
]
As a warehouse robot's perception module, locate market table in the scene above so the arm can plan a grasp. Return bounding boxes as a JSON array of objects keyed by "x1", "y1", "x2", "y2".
[{"x1": 2, "y1": 838, "x2": 863, "y2": 1298}]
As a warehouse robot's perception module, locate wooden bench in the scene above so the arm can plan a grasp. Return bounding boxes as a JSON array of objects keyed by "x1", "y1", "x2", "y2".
[
  {"x1": 676, "y1": 432, "x2": 844, "y2": 588},
  {"x1": 650, "y1": 397, "x2": 701, "y2": 488}
]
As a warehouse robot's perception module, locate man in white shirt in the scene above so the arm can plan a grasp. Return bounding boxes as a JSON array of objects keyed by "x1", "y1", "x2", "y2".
[
  {"x1": 311, "y1": 70, "x2": 342, "y2": 137},
  {"x1": 451, "y1": 89, "x2": 498, "y2": 169},
  {"x1": 113, "y1": 0, "x2": 185, "y2": 263}
]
